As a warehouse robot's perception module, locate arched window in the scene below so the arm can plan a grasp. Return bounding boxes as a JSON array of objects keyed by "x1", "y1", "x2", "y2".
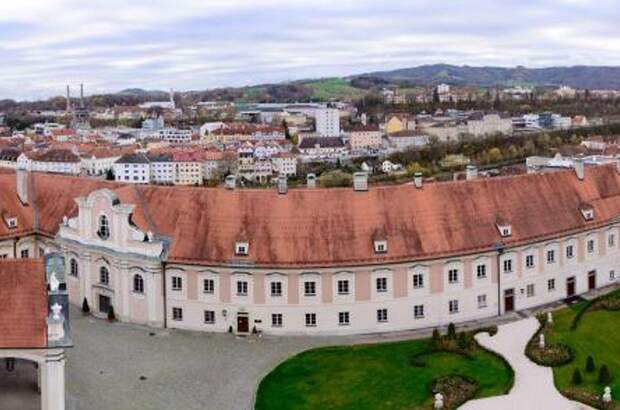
[
  {"x1": 133, "y1": 274, "x2": 144, "y2": 294},
  {"x1": 100, "y1": 266, "x2": 109, "y2": 285},
  {"x1": 98, "y1": 215, "x2": 110, "y2": 240},
  {"x1": 70, "y1": 258, "x2": 79, "y2": 277}
]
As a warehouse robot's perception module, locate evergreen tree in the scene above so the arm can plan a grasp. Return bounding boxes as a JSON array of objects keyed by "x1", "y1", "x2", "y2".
[
  {"x1": 599, "y1": 365, "x2": 611, "y2": 384},
  {"x1": 447, "y1": 323, "x2": 457, "y2": 339},
  {"x1": 585, "y1": 356, "x2": 595, "y2": 373},
  {"x1": 572, "y1": 368, "x2": 583, "y2": 385}
]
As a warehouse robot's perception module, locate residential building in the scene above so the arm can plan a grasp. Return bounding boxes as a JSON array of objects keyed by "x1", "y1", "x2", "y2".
[
  {"x1": 17, "y1": 149, "x2": 81, "y2": 175},
  {"x1": 271, "y1": 152, "x2": 297, "y2": 177},
  {"x1": 315, "y1": 108, "x2": 341, "y2": 137},
  {"x1": 113, "y1": 153, "x2": 151, "y2": 183},
  {"x1": 298, "y1": 137, "x2": 346, "y2": 160},
  {"x1": 158, "y1": 128, "x2": 193, "y2": 144},
  {"x1": 386, "y1": 131, "x2": 429, "y2": 150},
  {"x1": 384, "y1": 114, "x2": 416, "y2": 135},
  {"x1": 345, "y1": 125, "x2": 383, "y2": 151}
]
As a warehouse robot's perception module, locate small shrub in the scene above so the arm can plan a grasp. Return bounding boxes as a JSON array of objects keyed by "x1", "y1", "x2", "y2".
[
  {"x1": 82, "y1": 298, "x2": 90, "y2": 314},
  {"x1": 585, "y1": 356, "x2": 595, "y2": 373},
  {"x1": 107, "y1": 305, "x2": 116, "y2": 321},
  {"x1": 228, "y1": 325, "x2": 233, "y2": 333},
  {"x1": 431, "y1": 375, "x2": 479, "y2": 409},
  {"x1": 447, "y1": 323, "x2": 457, "y2": 340},
  {"x1": 432, "y1": 328, "x2": 441, "y2": 343},
  {"x1": 572, "y1": 368, "x2": 583, "y2": 385},
  {"x1": 457, "y1": 332, "x2": 470, "y2": 350},
  {"x1": 599, "y1": 365, "x2": 611, "y2": 384}
]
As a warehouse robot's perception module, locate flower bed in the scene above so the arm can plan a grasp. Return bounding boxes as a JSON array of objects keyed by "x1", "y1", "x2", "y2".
[{"x1": 430, "y1": 375, "x2": 479, "y2": 410}]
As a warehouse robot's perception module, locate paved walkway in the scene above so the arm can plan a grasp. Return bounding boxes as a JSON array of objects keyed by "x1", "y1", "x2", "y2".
[{"x1": 460, "y1": 317, "x2": 593, "y2": 410}]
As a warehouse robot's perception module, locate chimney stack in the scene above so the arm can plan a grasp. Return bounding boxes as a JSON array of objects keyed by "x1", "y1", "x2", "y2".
[
  {"x1": 225, "y1": 175, "x2": 236, "y2": 190},
  {"x1": 306, "y1": 173, "x2": 316, "y2": 189},
  {"x1": 80, "y1": 83, "x2": 85, "y2": 109},
  {"x1": 353, "y1": 172, "x2": 368, "y2": 192},
  {"x1": 573, "y1": 156, "x2": 585, "y2": 181},
  {"x1": 465, "y1": 165, "x2": 478, "y2": 180},
  {"x1": 413, "y1": 172, "x2": 423, "y2": 189},
  {"x1": 17, "y1": 167, "x2": 29, "y2": 204},
  {"x1": 66, "y1": 85, "x2": 71, "y2": 111},
  {"x1": 277, "y1": 175, "x2": 288, "y2": 194}
]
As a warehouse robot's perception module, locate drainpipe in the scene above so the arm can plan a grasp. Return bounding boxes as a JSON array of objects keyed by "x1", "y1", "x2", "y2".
[
  {"x1": 495, "y1": 242, "x2": 506, "y2": 316},
  {"x1": 13, "y1": 237, "x2": 17, "y2": 258},
  {"x1": 162, "y1": 261, "x2": 168, "y2": 329}
]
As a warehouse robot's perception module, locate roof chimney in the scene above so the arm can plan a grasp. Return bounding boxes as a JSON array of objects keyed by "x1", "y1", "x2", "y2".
[
  {"x1": 277, "y1": 175, "x2": 288, "y2": 194},
  {"x1": 17, "y1": 167, "x2": 28, "y2": 205},
  {"x1": 80, "y1": 83, "x2": 85, "y2": 109},
  {"x1": 66, "y1": 85, "x2": 71, "y2": 112},
  {"x1": 306, "y1": 173, "x2": 316, "y2": 189},
  {"x1": 353, "y1": 172, "x2": 368, "y2": 192},
  {"x1": 413, "y1": 172, "x2": 423, "y2": 189},
  {"x1": 573, "y1": 156, "x2": 585, "y2": 181},
  {"x1": 466, "y1": 165, "x2": 478, "y2": 180},
  {"x1": 225, "y1": 175, "x2": 236, "y2": 190}
]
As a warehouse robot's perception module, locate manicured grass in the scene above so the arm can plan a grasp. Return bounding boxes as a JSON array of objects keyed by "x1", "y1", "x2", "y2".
[
  {"x1": 255, "y1": 337, "x2": 513, "y2": 410},
  {"x1": 304, "y1": 78, "x2": 367, "y2": 101},
  {"x1": 545, "y1": 293, "x2": 620, "y2": 401}
]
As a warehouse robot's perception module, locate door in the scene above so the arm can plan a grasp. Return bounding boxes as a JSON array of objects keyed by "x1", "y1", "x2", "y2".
[
  {"x1": 588, "y1": 271, "x2": 596, "y2": 290},
  {"x1": 237, "y1": 315, "x2": 249, "y2": 333},
  {"x1": 567, "y1": 277, "x2": 576, "y2": 297},
  {"x1": 99, "y1": 294, "x2": 111, "y2": 314},
  {"x1": 504, "y1": 289, "x2": 515, "y2": 313}
]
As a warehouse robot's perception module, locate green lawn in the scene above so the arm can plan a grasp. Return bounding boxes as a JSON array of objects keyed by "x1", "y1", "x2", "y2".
[
  {"x1": 255, "y1": 338, "x2": 513, "y2": 410},
  {"x1": 303, "y1": 78, "x2": 367, "y2": 101},
  {"x1": 545, "y1": 294, "x2": 620, "y2": 401}
]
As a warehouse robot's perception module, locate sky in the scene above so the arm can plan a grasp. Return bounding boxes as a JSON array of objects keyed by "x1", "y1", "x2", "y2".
[{"x1": 1, "y1": 0, "x2": 619, "y2": 100}]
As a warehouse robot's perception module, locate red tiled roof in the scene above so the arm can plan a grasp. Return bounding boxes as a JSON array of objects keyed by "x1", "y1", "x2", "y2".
[{"x1": 0, "y1": 259, "x2": 47, "y2": 349}]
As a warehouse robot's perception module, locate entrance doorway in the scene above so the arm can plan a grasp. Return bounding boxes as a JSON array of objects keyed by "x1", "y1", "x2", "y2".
[
  {"x1": 504, "y1": 288, "x2": 515, "y2": 313},
  {"x1": 237, "y1": 314, "x2": 249, "y2": 333},
  {"x1": 588, "y1": 271, "x2": 597, "y2": 291},
  {"x1": 567, "y1": 277, "x2": 576, "y2": 297},
  {"x1": 98, "y1": 294, "x2": 111, "y2": 314}
]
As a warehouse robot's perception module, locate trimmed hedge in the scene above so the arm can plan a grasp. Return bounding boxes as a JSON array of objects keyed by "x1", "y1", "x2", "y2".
[{"x1": 431, "y1": 374, "x2": 480, "y2": 410}]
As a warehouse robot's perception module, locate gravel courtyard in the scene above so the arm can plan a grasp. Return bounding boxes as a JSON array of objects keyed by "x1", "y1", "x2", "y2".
[{"x1": 66, "y1": 308, "x2": 351, "y2": 410}]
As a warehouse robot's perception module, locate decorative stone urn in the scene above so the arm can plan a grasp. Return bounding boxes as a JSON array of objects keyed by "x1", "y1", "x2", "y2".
[
  {"x1": 434, "y1": 393, "x2": 444, "y2": 409},
  {"x1": 603, "y1": 386, "x2": 612, "y2": 403}
]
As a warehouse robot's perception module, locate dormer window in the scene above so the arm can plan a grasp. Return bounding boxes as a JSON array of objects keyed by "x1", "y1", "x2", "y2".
[
  {"x1": 235, "y1": 241, "x2": 249, "y2": 256},
  {"x1": 374, "y1": 240, "x2": 388, "y2": 254},
  {"x1": 5, "y1": 217, "x2": 17, "y2": 229},
  {"x1": 497, "y1": 224, "x2": 512, "y2": 238},
  {"x1": 579, "y1": 204, "x2": 594, "y2": 221}
]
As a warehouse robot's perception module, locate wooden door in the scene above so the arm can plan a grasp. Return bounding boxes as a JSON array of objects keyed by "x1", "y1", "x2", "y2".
[
  {"x1": 99, "y1": 295, "x2": 111, "y2": 314},
  {"x1": 237, "y1": 316, "x2": 249, "y2": 333},
  {"x1": 588, "y1": 271, "x2": 596, "y2": 290},
  {"x1": 504, "y1": 289, "x2": 515, "y2": 313},
  {"x1": 567, "y1": 277, "x2": 576, "y2": 297}
]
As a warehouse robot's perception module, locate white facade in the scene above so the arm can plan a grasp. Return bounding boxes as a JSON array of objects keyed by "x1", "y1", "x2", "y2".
[
  {"x1": 158, "y1": 128, "x2": 193, "y2": 144},
  {"x1": 315, "y1": 108, "x2": 341, "y2": 137},
  {"x1": 113, "y1": 161, "x2": 150, "y2": 184}
]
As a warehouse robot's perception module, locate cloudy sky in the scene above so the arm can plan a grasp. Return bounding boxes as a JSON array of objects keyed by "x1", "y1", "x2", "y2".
[{"x1": 1, "y1": 0, "x2": 619, "y2": 100}]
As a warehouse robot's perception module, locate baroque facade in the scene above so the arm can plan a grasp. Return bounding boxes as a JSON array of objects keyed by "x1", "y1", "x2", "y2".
[{"x1": 1, "y1": 162, "x2": 619, "y2": 336}]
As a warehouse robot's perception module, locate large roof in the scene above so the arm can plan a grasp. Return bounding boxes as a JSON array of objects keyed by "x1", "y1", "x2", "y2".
[
  {"x1": 1, "y1": 165, "x2": 620, "y2": 268},
  {"x1": 0, "y1": 259, "x2": 47, "y2": 349}
]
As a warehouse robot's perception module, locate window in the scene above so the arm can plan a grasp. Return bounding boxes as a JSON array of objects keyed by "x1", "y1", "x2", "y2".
[
  {"x1": 99, "y1": 266, "x2": 109, "y2": 285},
  {"x1": 548, "y1": 279, "x2": 556, "y2": 291},
  {"x1": 133, "y1": 274, "x2": 144, "y2": 293},
  {"x1": 304, "y1": 281, "x2": 316, "y2": 296},
  {"x1": 376, "y1": 308, "x2": 388, "y2": 323},
  {"x1": 476, "y1": 264, "x2": 486, "y2": 279},
  {"x1": 526, "y1": 284, "x2": 535, "y2": 297},
  {"x1": 546, "y1": 250, "x2": 555, "y2": 264},
  {"x1": 374, "y1": 240, "x2": 387, "y2": 254},
  {"x1": 503, "y1": 259, "x2": 513, "y2": 273},
  {"x1": 20, "y1": 249, "x2": 29, "y2": 258},
  {"x1": 203, "y1": 279, "x2": 215, "y2": 294},
  {"x1": 172, "y1": 307, "x2": 183, "y2": 321},
  {"x1": 414, "y1": 305, "x2": 425, "y2": 319},
  {"x1": 204, "y1": 310, "x2": 215, "y2": 324},
  {"x1": 376, "y1": 277, "x2": 388, "y2": 292},
  {"x1": 478, "y1": 294, "x2": 487, "y2": 309},
  {"x1": 237, "y1": 280, "x2": 248, "y2": 296},
  {"x1": 587, "y1": 239, "x2": 595, "y2": 254},
  {"x1": 69, "y1": 258, "x2": 79, "y2": 277},
  {"x1": 412, "y1": 274, "x2": 424, "y2": 289},
  {"x1": 609, "y1": 234, "x2": 615, "y2": 248},
  {"x1": 337, "y1": 279, "x2": 349, "y2": 295},
  {"x1": 566, "y1": 245, "x2": 574, "y2": 259},
  {"x1": 172, "y1": 276, "x2": 182, "y2": 291},
  {"x1": 271, "y1": 281, "x2": 282, "y2": 297},
  {"x1": 235, "y1": 242, "x2": 248, "y2": 256},
  {"x1": 525, "y1": 254, "x2": 534, "y2": 269},
  {"x1": 449, "y1": 300, "x2": 459, "y2": 314},
  {"x1": 98, "y1": 215, "x2": 110, "y2": 240},
  {"x1": 338, "y1": 311, "x2": 350, "y2": 326},
  {"x1": 448, "y1": 269, "x2": 459, "y2": 284},
  {"x1": 305, "y1": 313, "x2": 317, "y2": 327},
  {"x1": 271, "y1": 313, "x2": 283, "y2": 327}
]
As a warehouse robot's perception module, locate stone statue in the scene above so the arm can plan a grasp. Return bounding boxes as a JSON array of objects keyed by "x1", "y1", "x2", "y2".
[
  {"x1": 434, "y1": 393, "x2": 444, "y2": 409},
  {"x1": 603, "y1": 386, "x2": 612, "y2": 403},
  {"x1": 539, "y1": 334, "x2": 545, "y2": 349},
  {"x1": 51, "y1": 303, "x2": 63, "y2": 321},
  {"x1": 49, "y1": 271, "x2": 60, "y2": 292}
]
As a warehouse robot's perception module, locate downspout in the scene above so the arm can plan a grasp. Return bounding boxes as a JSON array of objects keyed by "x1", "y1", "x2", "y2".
[
  {"x1": 13, "y1": 237, "x2": 18, "y2": 258},
  {"x1": 495, "y1": 242, "x2": 505, "y2": 316},
  {"x1": 162, "y1": 261, "x2": 167, "y2": 329}
]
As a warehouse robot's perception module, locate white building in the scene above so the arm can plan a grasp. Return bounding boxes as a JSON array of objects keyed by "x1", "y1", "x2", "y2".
[
  {"x1": 17, "y1": 150, "x2": 81, "y2": 175},
  {"x1": 158, "y1": 128, "x2": 193, "y2": 144},
  {"x1": 271, "y1": 153, "x2": 297, "y2": 177},
  {"x1": 315, "y1": 108, "x2": 341, "y2": 137},
  {"x1": 113, "y1": 153, "x2": 151, "y2": 184}
]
